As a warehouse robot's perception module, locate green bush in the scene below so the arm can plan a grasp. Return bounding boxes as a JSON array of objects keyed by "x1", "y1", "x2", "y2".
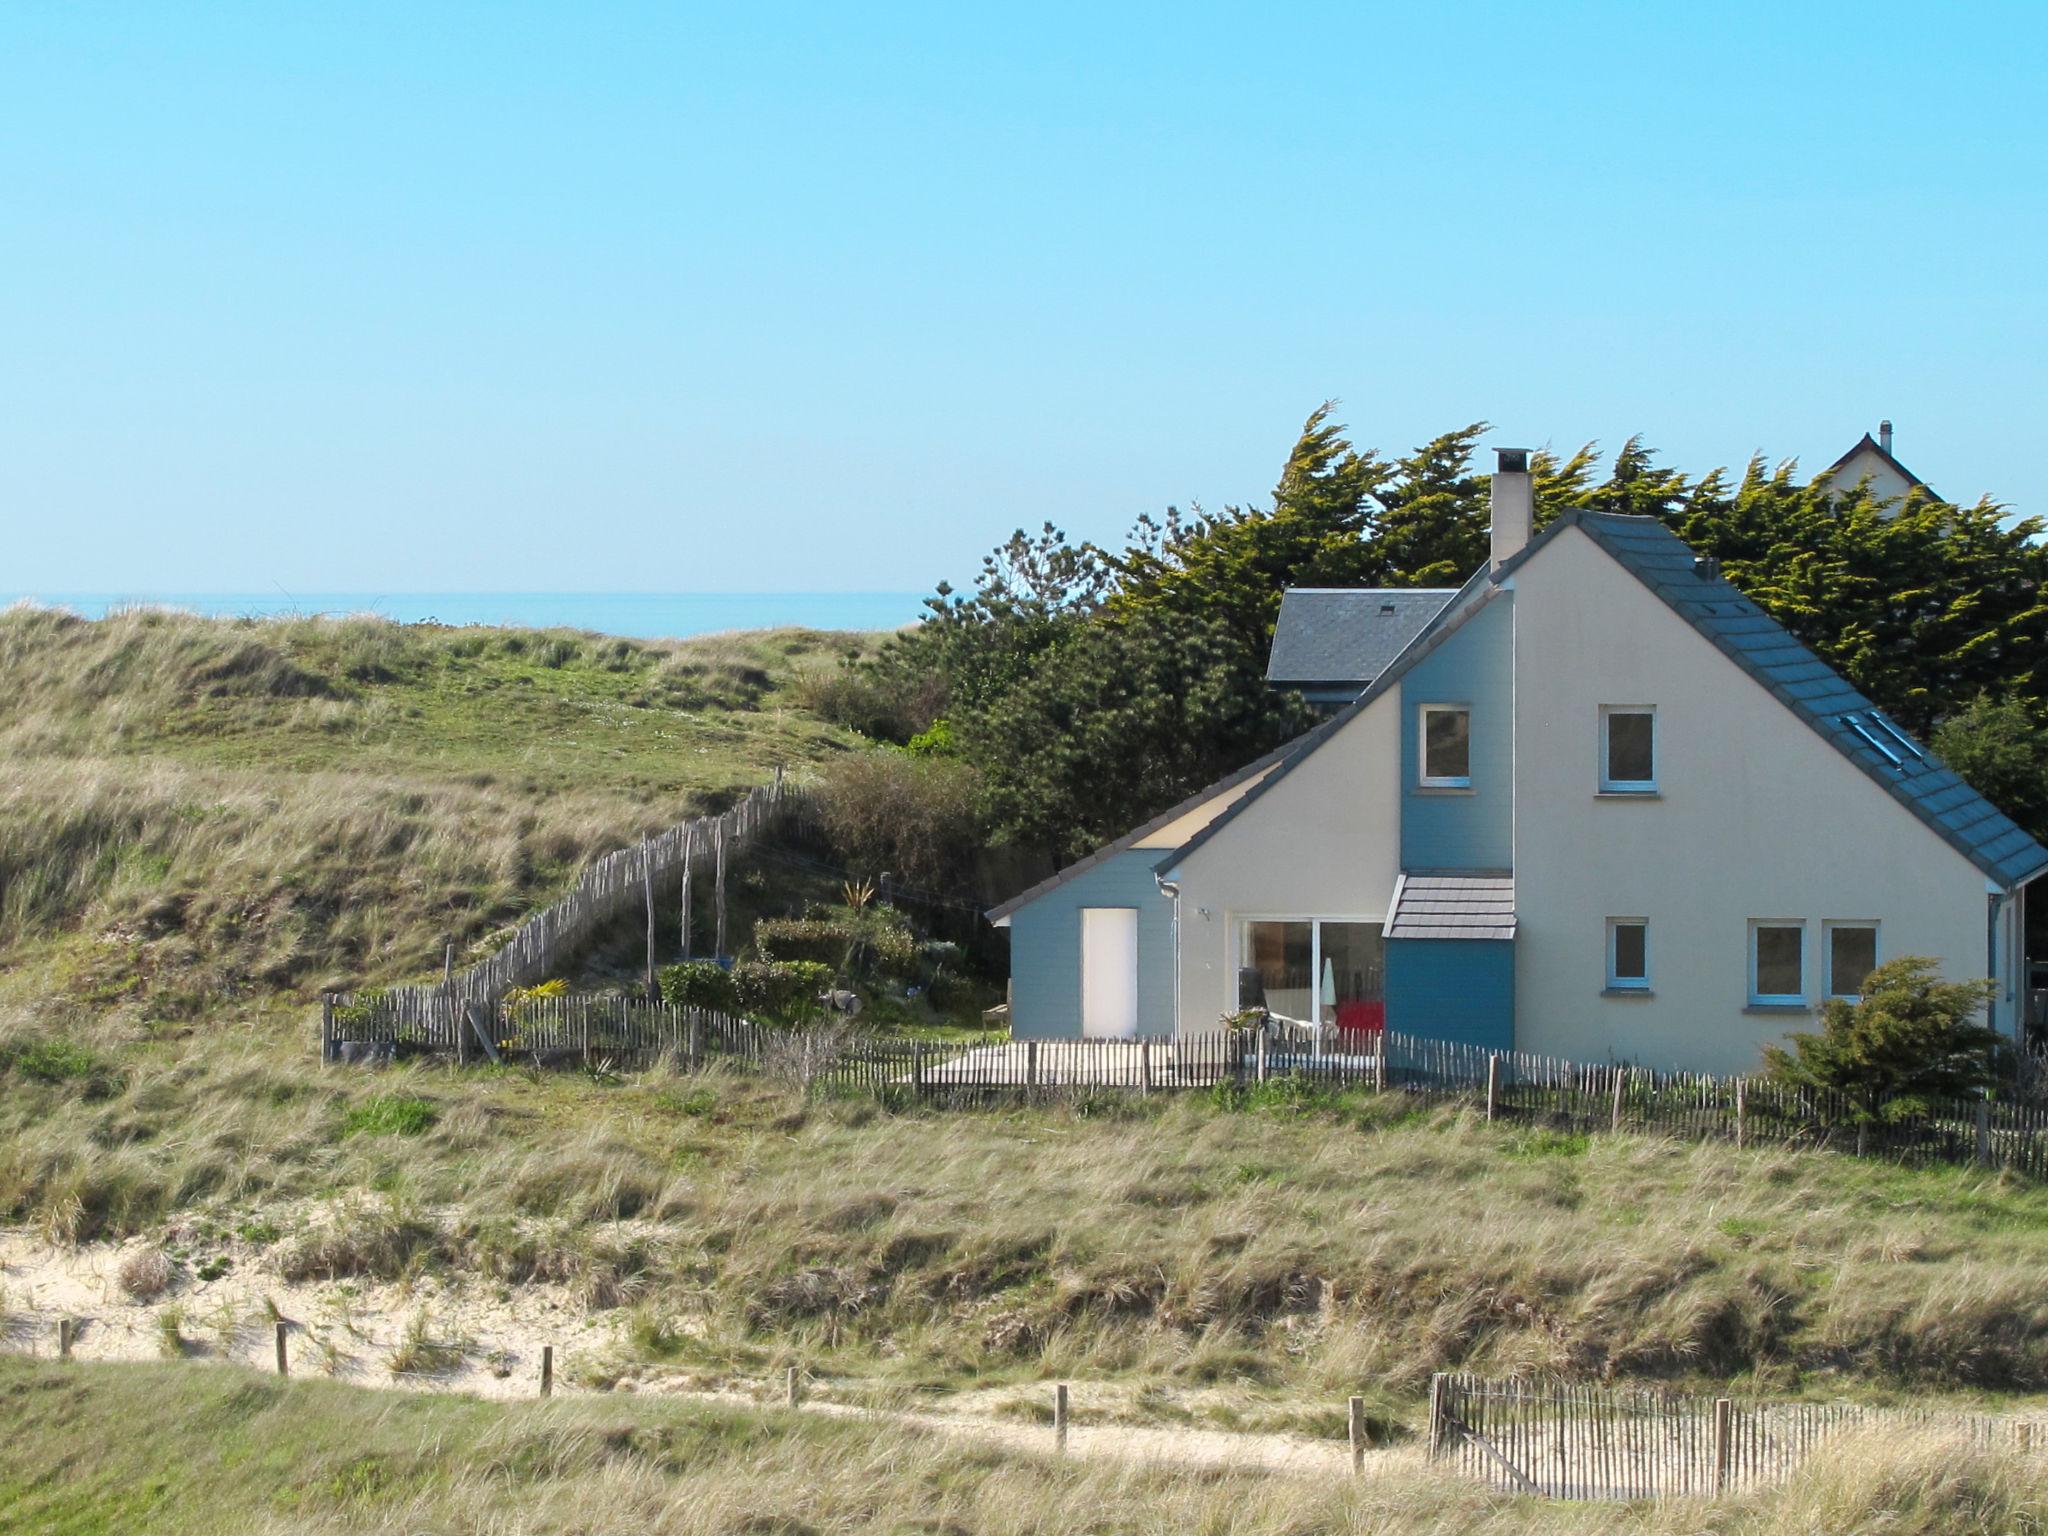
[
  {"x1": 755, "y1": 906, "x2": 921, "y2": 979},
  {"x1": 752, "y1": 917, "x2": 853, "y2": 969},
  {"x1": 732, "y1": 960, "x2": 833, "y2": 1024},
  {"x1": 340, "y1": 1095, "x2": 438, "y2": 1138},
  {"x1": 0, "y1": 1035, "x2": 121, "y2": 1098},
  {"x1": 658, "y1": 961, "x2": 739, "y2": 1013}
]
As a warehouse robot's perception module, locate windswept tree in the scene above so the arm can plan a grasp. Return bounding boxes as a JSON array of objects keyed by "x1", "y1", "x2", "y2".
[{"x1": 1762, "y1": 957, "x2": 2003, "y2": 1129}]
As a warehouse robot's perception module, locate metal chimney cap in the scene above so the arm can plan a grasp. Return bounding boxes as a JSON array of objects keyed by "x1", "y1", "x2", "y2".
[{"x1": 1495, "y1": 448, "x2": 1530, "y2": 474}]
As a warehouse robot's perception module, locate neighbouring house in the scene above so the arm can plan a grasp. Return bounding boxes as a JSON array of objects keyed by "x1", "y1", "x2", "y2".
[
  {"x1": 1820, "y1": 419, "x2": 1940, "y2": 506},
  {"x1": 989, "y1": 449, "x2": 2046, "y2": 1076}
]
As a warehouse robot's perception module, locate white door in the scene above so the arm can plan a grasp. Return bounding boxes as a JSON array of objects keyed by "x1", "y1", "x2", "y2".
[{"x1": 1080, "y1": 907, "x2": 1140, "y2": 1039}]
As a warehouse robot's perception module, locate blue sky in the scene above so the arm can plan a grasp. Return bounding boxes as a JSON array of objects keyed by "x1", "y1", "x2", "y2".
[{"x1": 3, "y1": 2, "x2": 2043, "y2": 594}]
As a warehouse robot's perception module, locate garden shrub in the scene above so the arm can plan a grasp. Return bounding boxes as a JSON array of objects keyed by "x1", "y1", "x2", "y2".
[
  {"x1": 732, "y1": 960, "x2": 833, "y2": 1024},
  {"x1": 658, "y1": 961, "x2": 739, "y2": 1013}
]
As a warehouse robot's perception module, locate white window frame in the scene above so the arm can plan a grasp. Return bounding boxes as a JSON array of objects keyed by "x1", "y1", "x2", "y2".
[
  {"x1": 1606, "y1": 918, "x2": 1650, "y2": 991},
  {"x1": 1748, "y1": 919, "x2": 1808, "y2": 1007},
  {"x1": 1600, "y1": 705, "x2": 1657, "y2": 793},
  {"x1": 1823, "y1": 920, "x2": 1880, "y2": 1002},
  {"x1": 1419, "y1": 704, "x2": 1472, "y2": 789}
]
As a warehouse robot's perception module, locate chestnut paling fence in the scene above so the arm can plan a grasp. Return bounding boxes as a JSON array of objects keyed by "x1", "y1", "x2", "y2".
[
  {"x1": 318, "y1": 994, "x2": 2048, "y2": 1178},
  {"x1": 1430, "y1": 1372, "x2": 2048, "y2": 1500},
  {"x1": 326, "y1": 773, "x2": 806, "y2": 1062}
]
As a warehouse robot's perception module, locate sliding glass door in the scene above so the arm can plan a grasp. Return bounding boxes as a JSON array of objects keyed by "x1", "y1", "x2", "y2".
[{"x1": 1239, "y1": 918, "x2": 1385, "y2": 1051}]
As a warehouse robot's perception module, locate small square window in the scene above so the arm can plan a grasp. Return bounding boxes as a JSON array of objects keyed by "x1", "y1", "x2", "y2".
[
  {"x1": 1826, "y1": 922, "x2": 1879, "y2": 1000},
  {"x1": 1750, "y1": 921, "x2": 1806, "y2": 1005},
  {"x1": 1421, "y1": 706, "x2": 1471, "y2": 787},
  {"x1": 1607, "y1": 919, "x2": 1648, "y2": 990},
  {"x1": 1601, "y1": 707, "x2": 1656, "y2": 791}
]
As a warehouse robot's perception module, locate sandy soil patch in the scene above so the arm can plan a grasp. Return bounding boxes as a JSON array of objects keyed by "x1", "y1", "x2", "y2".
[{"x1": 0, "y1": 1231, "x2": 1412, "y2": 1478}]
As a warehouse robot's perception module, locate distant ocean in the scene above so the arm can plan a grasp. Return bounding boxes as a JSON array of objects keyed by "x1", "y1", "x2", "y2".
[{"x1": 5, "y1": 591, "x2": 929, "y2": 640}]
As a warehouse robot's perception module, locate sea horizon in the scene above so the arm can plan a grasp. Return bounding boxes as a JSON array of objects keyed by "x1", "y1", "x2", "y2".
[{"x1": 4, "y1": 590, "x2": 930, "y2": 641}]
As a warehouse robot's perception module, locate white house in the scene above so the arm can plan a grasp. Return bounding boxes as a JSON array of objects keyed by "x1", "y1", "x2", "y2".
[
  {"x1": 1820, "y1": 420, "x2": 1939, "y2": 507},
  {"x1": 990, "y1": 450, "x2": 2044, "y2": 1076}
]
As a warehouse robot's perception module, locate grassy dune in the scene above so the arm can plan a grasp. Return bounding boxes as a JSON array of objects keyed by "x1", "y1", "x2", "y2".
[
  {"x1": 0, "y1": 605, "x2": 870, "y2": 1015},
  {"x1": 6, "y1": 1016, "x2": 2048, "y2": 1422},
  {"x1": 0, "y1": 1357, "x2": 2041, "y2": 1536}
]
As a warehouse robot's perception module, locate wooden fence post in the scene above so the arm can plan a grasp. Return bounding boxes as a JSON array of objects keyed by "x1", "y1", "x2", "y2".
[
  {"x1": 540, "y1": 1345, "x2": 554, "y2": 1398},
  {"x1": 1027, "y1": 1040, "x2": 1039, "y2": 1092},
  {"x1": 1054, "y1": 1382, "x2": 1069, "y2": 1454},
  {"x1": 320, "y1": 995, "x2": 335, "y2": 1064},
  {"x1": 1349, "y1": 1395, "x2": 1365, "y2": 1474},
  {"x1": 1735, "y1": 1077, "x2": 1747, "y2": 1150},
  {"x1": 679, "y1": 825, "x2": 695, "y2": 963},
  {"x1": 1713, "y1": 1397, "x2": 1732, "y2": 1493},
  {"x1": 1610, "y1": 1066, "x2": 1627, "y2": 1133},
  {"x1": 1374, "y1": 1032, "x2": 1387, "y2": 1093},
  {"x1": 1485, "y1": 1054, "x2": 1500, "y2": 1123},
  {"x1": 275, "y1": 1320, "x2": 289, "y2": 1377},
  {"x1": 1977, "y1": 1100, "x2": 1992, "y2": 1165},
  {"x1": 786, "y1": 1364, "x2": 802, "y2": 1408},
  {"x1": 1427, "y1": 1374, "x2": 1447, "y2": 1460},
  {"x1": 57, "y1": 1318, "x2": 73, "y2": 1361},
  {"x1": 688, "y1": 1012, "x2": 702, "y2": 1069},
  {"x1": 1256, "y1": 1028, "x2": 1268, "y2": 1084},
  {"x1": 714, "y1": 821, "x2": 728, "y2": 959},
  {"x1": 913, "y1": 1042, "x2": 926, "y2": 1098},
  {"x1": 1139, "y1": 1039, "x2": 1152, "y2": 1095},
  {"x1": 644, "y1": 849, "x2": 657, "y2": 1000}
]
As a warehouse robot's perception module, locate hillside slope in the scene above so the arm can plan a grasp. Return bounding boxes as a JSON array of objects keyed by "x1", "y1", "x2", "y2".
[{"x1": 0, "y1": 605, "x2": 873, "y2": 1019}]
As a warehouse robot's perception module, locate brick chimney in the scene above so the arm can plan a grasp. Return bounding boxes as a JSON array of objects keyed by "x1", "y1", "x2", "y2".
[{"x1": 1491, "y1": 448, "x2": 1532, "y2": 569}]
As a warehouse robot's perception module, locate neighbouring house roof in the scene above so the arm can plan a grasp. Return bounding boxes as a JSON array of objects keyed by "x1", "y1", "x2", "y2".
[
  {"x1": 1266, "y1": 587, "x2": 1458, "y2": 690},
  {"x1": 1822, "y1": 432, "x2": 1940, "y2": 503},
  {"x1": 1532, "y1": 511, "x2": 2048, "y2": 890},
  {"x1": 1384, "y1": 872, "x2": 1516, "y2": 941}
]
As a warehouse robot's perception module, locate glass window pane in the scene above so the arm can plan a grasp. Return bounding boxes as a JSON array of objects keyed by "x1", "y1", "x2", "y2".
[
  {"x1": 1318, "y1": 922, "x2": 1385, "y2": 1037},
  {"x1": 1830, "y1": 926, "x2": 1877, "y2": 997},
  {"x1": 1606, "y1": 711, "x2": 1654, "y2": 784},
  {"x1": 1612, "y1": 922, "x2": 1647, "y2": 981},
  {"x1": 1425, "y1": 709, "x2": 1470, "y2": 781},
  {"x1": 1244, "y1": 920, "x2": 1313, "y2": 1022},
  {"x1": 1755, "y1": 925, "x2": 1803, "y2": 998}
]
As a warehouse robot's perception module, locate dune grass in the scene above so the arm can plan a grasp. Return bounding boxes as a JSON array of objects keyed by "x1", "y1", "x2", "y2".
[
  {"x1": 0, "y1": 1357, "x2": 2041, "y2": 1536},
  {"x1": 8, "y1": 1014, "x2": 2048, "y2": 1420},
  {"x1": 0, "y1": 605, "x2": 873, "y2": 1014}
]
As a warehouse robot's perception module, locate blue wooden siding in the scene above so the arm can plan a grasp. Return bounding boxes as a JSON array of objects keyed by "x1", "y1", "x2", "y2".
[
  {"x1": 1006, "y1": 849, "x2": 1177, "y2": 1039},
  {"x1": 1384, "y1": 938, "x2": 1516, "y2": 1050},
  {"x1": 1399, "y1": 595, "x2": 1514, "y2": 870}
]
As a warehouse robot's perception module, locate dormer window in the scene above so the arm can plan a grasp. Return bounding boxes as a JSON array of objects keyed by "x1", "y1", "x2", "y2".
[
  {"x1": 1420, "y1": 705, "x2": 1471, "y2": 788},
  {"x1": 1600, "y1": 706, "x2": 1656, "y2": 793}
]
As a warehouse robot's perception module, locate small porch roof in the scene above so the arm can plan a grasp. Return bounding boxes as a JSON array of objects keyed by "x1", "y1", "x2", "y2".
[{"x1": 1384, "y1": 871, "x2": 1516, "y2": 941}]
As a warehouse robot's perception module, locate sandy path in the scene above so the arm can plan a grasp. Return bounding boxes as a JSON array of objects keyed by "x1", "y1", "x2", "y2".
[{"x1": 0, "y1": 1232, "x2": 1412, "y2": 1478}]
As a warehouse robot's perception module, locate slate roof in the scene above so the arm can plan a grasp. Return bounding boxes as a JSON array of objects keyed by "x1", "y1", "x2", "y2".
[
  {"x1": 1542, "y1": 511, "x2": 2048, "y2": 890},
  {"x1": 1384, "y1": 872, "x2": 1516, "y2": 941},
  {"x1": 1266, "y1": 588, "x2": 1458, "y2": 687}
]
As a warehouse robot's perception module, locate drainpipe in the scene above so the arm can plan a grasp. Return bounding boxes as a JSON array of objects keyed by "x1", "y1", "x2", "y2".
[
  {"x1": 1157, "y1": 875, "x2": 1182, "y2": 1043},
  {"x1": 1988, "y1": 891, "x2": 2008, "y2": 1038}
]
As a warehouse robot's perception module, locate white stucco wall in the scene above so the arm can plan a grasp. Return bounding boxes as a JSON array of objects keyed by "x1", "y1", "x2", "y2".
[
  {"x1": 1511, "y1": 526, "x2": 1994, "y2": 1075},
  {"x1": 1162, "y1": 697, "x2": 1403, "y2": 1035}
]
